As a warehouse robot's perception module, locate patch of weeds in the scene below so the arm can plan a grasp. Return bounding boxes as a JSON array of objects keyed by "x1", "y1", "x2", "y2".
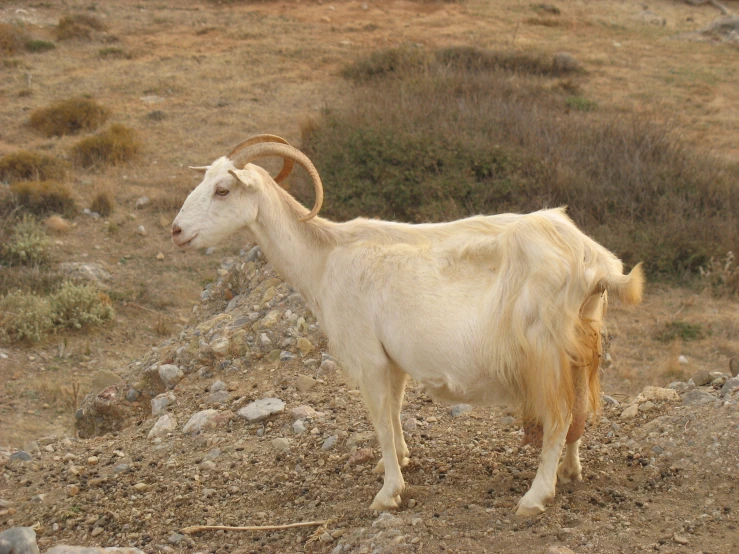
[
  {"x1": 0, "y1": 23, "x2": 27, "y2": 55},
  {"x1": 340, "y1": 46, "x2": 430, "y2": 81},
  {"x1": 98, "y1": 46, "x2": 128, "y2": 59},
  {"x1": 2, "y1": 215, "x2": 50, "y2": 266},
  {"x1": 531, "y1": 3, "x2": 561, "y2": 15},
  {"x1": 90, "y1": 190, "x2": 114, "y2": 216},
  {"x1": 26, "y1": 39, "x2": 55, "y2": 53},
  {"x1": 0, "y1": 290, "x2": 54, "y2": 343},
  {"x1": 0, "y1": 151, "x2": 67, "y2": 182},
  {"x1": 10, "y1": 180, "x2": 77, "y2": 217},
  {"x1": 700, "y1": 251, "x2": 739, "y2": 296},
  {"x1": 30, "y1": 97, "x2": 110, "y2": 137},
  {"x1": 70, "y1": 124, "x2": 141, "y2": 168},
  {"x1": 51, "y1": 281, "x2": 114, "y2": 330},
  {"x1": 55, "y1": 14, "x2": 108, "y2": 41},
  {"x1": 655, "y1": 321, "x2": 706, "y2": 343},
  {"x1": 566, "y1": 96, "x2": 598, "y2": 112},
  {"x1": 146, "y1": 110, "x2": 166, "y2": 121}
]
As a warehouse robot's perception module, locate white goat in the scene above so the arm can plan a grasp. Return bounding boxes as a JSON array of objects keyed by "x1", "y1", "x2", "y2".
[{"x1": 172, "y1": 135, "x2": 644, "y2": 516}]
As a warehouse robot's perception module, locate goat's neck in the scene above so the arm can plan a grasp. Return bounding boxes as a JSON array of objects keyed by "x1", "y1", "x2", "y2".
[{"x1": 246, "y1": 188, "x2": 332, "y2": 315}]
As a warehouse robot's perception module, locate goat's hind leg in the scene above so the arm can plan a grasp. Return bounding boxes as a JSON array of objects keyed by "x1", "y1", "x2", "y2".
[
  {"x1": 359, "y1": 362, "x2": 406, "y2": 510},
  {"x1": 373, "y1": 367, "x2": 410, "y2": 474}
]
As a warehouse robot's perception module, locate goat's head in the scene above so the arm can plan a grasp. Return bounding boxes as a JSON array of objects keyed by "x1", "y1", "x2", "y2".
[{"x1": 171, "y1": 134, "x2": 323, "y2": 249}]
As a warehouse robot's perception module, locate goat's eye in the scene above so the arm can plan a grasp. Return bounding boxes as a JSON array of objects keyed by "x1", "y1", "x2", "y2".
[{"x1": 215, "y1": 188, "x2": 229, "y2": 197}]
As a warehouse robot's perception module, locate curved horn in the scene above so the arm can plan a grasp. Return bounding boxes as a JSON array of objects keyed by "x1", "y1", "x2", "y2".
[
  {"x1": 234, "y1": 142, "x2": 324, "y2": 222},
  {"x1": 228, "y1": 134, "x2": 295, "y2": 184}
]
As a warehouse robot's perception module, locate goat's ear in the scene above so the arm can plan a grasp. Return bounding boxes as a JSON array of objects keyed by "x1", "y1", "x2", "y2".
[
  {"x1": 228, "y1": 168, "x2": 259, "y2": 188},
  {"x1": 189, "y1": 166, "x2": 209, "y2": 174}
]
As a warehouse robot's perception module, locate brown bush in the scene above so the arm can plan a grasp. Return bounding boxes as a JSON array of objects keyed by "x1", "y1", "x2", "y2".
[
  {"x1": 70, "y1": 124, "x2": 141, "y2": 168},
  {"x1": 44, "y1": 215, "x2": 71, "y2": 234},
  {"x1": 0, "y1": 23, "x2": 27, "y2": 55},
  {"x1": 10, "y1": 181, "x2": 77, "y2": 217},
  {"x1": 55, "y1": 14, "x2": 108, "y2": 41},
  {"x1": 29, "y1": 97, "x2": 110, "y2": 137},
  {"x1": 301, "y1": 47, "x2": 739, "y2": 279},
  {"x1": 91, "y1": 190, "x2": 114, "y2": 216},
  {"x1": 0, "y1": 151, "x2": 67, "y2": 183}
]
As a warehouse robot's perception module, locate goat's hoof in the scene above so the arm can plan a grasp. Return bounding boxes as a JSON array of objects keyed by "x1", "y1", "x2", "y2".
[
  {"x1": 399, "y1": 456, "x2": 410, "y2": 468},
  {"x1": 514, "y1": 498, "x2": 546, "y2": 518},
  {"x1": 372, "y1": 460, "x2": 384, "y2": 474},
  {"x1": 370, "y1": 493, "x2": 401, "y2": 511},
  {"x1": 557, "y1": 463, "x2": 583, "y2": 484}
]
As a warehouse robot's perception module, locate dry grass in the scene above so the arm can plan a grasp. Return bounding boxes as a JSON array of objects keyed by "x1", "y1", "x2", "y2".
[
  {"x1": 91, "y1": 189, "x2": 115, "y2": 217},
  {"x1": 0, "y1": 151, "x2": 67, "y2": 183},
  {"x1": 70, "y1": 124, "x2": 141, "y2": 168},
  {"x1": 302, "y1": 47, "x2": 739, "y2": 279},
  {"x1": 10, "y1": 180, "x2": 77, "y2": 217},
  {"x1": 55, "y1": 14, "x2": 108, "y2": 41},
  {"x1": 44, "y1": 215, "x2": 71, "y2": 234},
  {"x1": 29, "y1": 97, "x2": 110, "y2": 137},
  {"x1": 0, "y1": 23, "x2": 28, "y2": 55},
  {"x1": 700, "y1": 252, "x2": 739, "y2": 297},
  {"x1": 1, "y1": 215, "x2": 51, "y2": 267}
]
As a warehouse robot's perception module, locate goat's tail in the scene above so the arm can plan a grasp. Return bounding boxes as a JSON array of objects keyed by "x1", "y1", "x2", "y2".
[{"x1": 604, "y1": 262, "x2": 644, "y2": 305}]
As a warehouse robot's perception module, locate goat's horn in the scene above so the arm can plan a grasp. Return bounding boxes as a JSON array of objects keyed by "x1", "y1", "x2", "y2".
[
  {"x1": 235, "y1": 142, "x2": 323, "y2": 222},
  {"x1": 228, "y1": 134, "x2": 295, "y2": 184}
]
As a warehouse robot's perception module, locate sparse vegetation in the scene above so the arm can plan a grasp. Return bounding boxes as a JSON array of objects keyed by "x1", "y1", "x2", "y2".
[
  {"x1": 98, "y1": 46, "x2": 128, "y2": 59},
  {"x1": 655, "y1": 320, "x2": 706, "y2": 343},
  {"x1": 301, "y1": 47, "x2": 739, "y2": 278},
  {"x1": 0, "y1": 151, "x2": 67, "y2": 183},
  {"x1": 55, "y1": 14, "x2": 108, "y2": 41},
  {"x1": 26, "y1": 39, "x2": 56, "y2": 53},
  {"x1": 2, "y1": 215, "x2": 51, "y2": 266},
  {"x1": 566, "y1": 95, "x2": 598, "y2": 112},
  {"x1": 91, "y1": 189, "x2": 114, "y2": 216},
  {"x1": 70, "y1": 124, "x2": 141, "y2": 168},
  {"x1": 30, "y1": 97, "x2": 110, "y2": 137},
  {"x1": 700, "y1": 251, "x2": 739, "y2": 296},
  {"x1": 0, "y1": 23, "x2": 27, "y2": 56},
  {"x1": 0, "y1": 281, "x2": 114, "y2": 343},
  {"x1": 10, "y1": 180, "x2": 77, "y2": 217}
]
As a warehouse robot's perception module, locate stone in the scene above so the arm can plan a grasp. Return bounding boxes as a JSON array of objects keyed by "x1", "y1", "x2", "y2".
[
  {"x1": 151, "y1": 392, "x2": 175, "y2": 416},
  {"x1": 158, "y1": 364, "x2": 184, "y2": 389},
  {"x1": 148, "y1": 414, "x2": 177, "y2": 439},
  {"x1": 246, "y1": 245, "x2": 261, "y2": 262},
  {"x1": 348, "y1": 448, "x2": 373, "y2": 465},
  {"x1": 205, "y1": 390, "x2": 231, "y2": 406},
  {"x1": 682, "y1": 389, "x2": 715, "y2": 406},
  {"x1": 402, "y1": 418, "x2": 418, "y2": 432},
  {"x1": 297, "y1": 337, "x2": 314, "y2": 354},
  {"x1": 318, "y1": 359, "x2": 337, "y2": 374},
  {"x1": 125, "y1": 388, "x2": 140, "y2": 402},
  {"x1": 168, "y1": 533, "x2": 185, "y2": 545},
  {"x1": 280, "y1": 350, "x2": 296, "y2": 362},
  {"x1": 638, "y1": 401, "x2": 656, "y2": 412},
  {"x1": 66, "y1": 484, "x2": 79, "y2": 497},
  {"x1": 238, "y1": 398, "x2": 285, "y2": 422},
  {"x1": 272, "y1": 438, "x2": 291, "y2": 452},
  {"x1": 135, "y1": 196, "x2": 150, "y2": 209},
  {"x1": 265, "y1": 349, "x2": 280, "y2": 363},
  {"x1": 673, "y1": 534, "x2": 689, "y2": 545},
  {"x1": 553, "y1": 52, "x2": 579, "y2": 72},
  {"x1": 720, "y1": 377, "x2": 739, "y2": 397},
  {"x1": 46, "y1": 547, "x2": 145, "y2": 553},
  {"x1": 210, "y1": 380, "x2": 227, "y2": 392},
  {"x1": 692, "y1": 370, "x2": 713, "y2": 387},
  {"x1": 372, "y1": 512, "x2": 403, "y2": 529},
  {"x1": 210, "y1": 337, "x2": 230, "y2": 357},
  {"x1": 0, "y1": 527, "x2": 39, "y2": 554},
  {"x1": 133, "y1": 482, "x2": 148, "y2": 492},
  {"x1": 635, "y1": 386, "x2": 679, "y2": 403},
  {"x1": 293, "y1": 420, "x2": 307, "y2": 434},
  {"x1": 9, "y1": 451, "x2": 31, "y2": 462},
  {"x1": 678, "y1": 355, "x2": 689, "y2": 364},
  {"x1": 260, "y1": 310, "x2": 280, "y2": 329},
  {"x1": 322, "y1": 435, "x2": 338, "y2": 450},
  {"x1": 136, "y1": 225, "x2": 147, "y2": 236},
  {"x1": 260, "y1": 333, "x2": 272, "y2": 347},
  {"x1": 91, "y1": 526, "x2": 104, "y2": 537},
  {"x1": 545, "y1": 548, "x2": 576, "y2": 554},
  {"x1": 451, "y1": 404, "x2": 472, "y2": 417},
  {"x1": 156, "y1": 252, "x2": 165, "y2": 261},
  {"x1": 183, "y1": 409, "x2": 234, "y2": 433},
  {"x1": 290, "y1": 405, "x2": 324, "y2": 420},
  {"x1": 602, "y1": 395, "x2": 620, "y2": 407},
  {"x1": 297, "y1": 374, "x2": 317, "y2": 393},
  {"x1": 730, "y1": 357, "x2": 739, "y2": 377},
  {"x1": 620, "y1": 404, "x2": 639, "y2": 419},
  {"x1": 58, "y1": 262, "x2": 113, "y2": 286}
]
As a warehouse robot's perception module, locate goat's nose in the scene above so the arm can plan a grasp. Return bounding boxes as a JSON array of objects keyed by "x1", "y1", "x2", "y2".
[{"x1": 171, "y1": 224, "x2": 182, "y2": 236}]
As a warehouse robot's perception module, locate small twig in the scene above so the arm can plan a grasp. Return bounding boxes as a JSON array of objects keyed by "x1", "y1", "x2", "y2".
[
  {"x1": 181, "y1": 520, "x2": 328, "y2": 535},
  {"x1": 512, "y1": 20, "x2": 520, "y2": 44},
  {"x1": 122, "y1": 301, "x2": 187, "y2": 323}
]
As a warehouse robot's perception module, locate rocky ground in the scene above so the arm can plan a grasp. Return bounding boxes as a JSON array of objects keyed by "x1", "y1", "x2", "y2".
[{"x1": 1, "y1": 248, "x2": 738, "y2": 554}]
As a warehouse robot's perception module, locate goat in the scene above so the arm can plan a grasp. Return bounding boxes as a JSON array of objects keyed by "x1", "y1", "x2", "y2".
[{"x1": 172, "y1": 135, "x2": 644, "y2": 516}]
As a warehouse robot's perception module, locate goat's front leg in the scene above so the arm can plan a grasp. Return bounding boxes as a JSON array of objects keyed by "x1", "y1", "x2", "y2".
[
  {"x1": 360, "y1": 366, "x2": 406, "y2": 511},
  {"x1": 373, "y1": 368, "x2": 409, "y2": 474},
  {"x1": 515, "y1": 413, "x2": 568, "y2": 517}
]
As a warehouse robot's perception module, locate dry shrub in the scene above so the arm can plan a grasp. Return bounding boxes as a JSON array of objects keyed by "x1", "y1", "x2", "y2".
[
  {"x1": 91, "y1": 189, "x2": 114, "y2": 216},
  {"x1": 0, "y1": 151, "x2": 67, "y2": 182},
  {"x1": 51, "y1": 281, "x2": 114, "y2": 330},
  {"x1": 44, "y1": 215, "x2": 71, "y2": 234},
  {"x1": 301, "y1": 47, "x2": 739, "y2": 279},
  {"x1": 70, "y1": 124, "x2": 141, "y2": 168},
  {"x1": 2, "y1": 215, "x2": 50, "y2": 266},
  {"x1": 0, "y1": 290, "x2": 54, "y2": 343},
  {"x1": 30, "y1": 97, "x2": 110, "y2": 137},
  {"x1": 700, "y1": 251, "x2": 739, "y2": 296},
  {"x1": 11, "y1": 180, "x2": 76, "y2": 217},
  {"x1": 0, "y1": 23, "x2": 28, "y2": 55},
  {"x1": 55, "y1": 14, "x2": 108, "y2": 41},
  {"x1": 149, "y1": 191, "x2": 188, "y2": 214}
]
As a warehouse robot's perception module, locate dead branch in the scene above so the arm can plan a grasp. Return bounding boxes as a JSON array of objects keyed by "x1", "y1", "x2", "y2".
[
  {"x1": 121, "y1": 301, "x2": 187, "y2": 323},
  {"x1": 181, "y1": 520, "x2": 328, "y2": 535}
]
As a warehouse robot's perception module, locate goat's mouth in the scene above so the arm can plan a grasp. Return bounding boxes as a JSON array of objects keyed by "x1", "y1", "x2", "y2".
[{"x1": 173, "y1": 233, "x2": 199, "y2": 249}]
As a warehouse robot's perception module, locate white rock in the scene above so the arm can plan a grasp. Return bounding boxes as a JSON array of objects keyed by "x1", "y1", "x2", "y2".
[
  {"x1": 158, "y1": 364, "x2": 183, "y2": 389},
  {"x1": 237, "y1": 398, "x2": 285, "y2": 423},
  {"x1": 678, "y1": 355, "x2": 689, "y2": 364},
  {"x1": 620, "y1": 404, "x2": 639, "y2": 420},
  {"x1": 148, "y1": 414, "x2": 177, "y2": 439}
]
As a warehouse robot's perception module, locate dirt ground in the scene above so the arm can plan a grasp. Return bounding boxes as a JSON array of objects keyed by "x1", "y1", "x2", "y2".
[{"x1": 1, "y1": 0, "x2": 738, "y2": 552}]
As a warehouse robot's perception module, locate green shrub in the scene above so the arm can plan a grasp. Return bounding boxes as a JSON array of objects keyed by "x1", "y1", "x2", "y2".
[
  {"x1": 301, "y1": 47, "x2": 739, "y2": 278},
  {"x1": 51, "y1": 281, "x2": 114, "y2": 330},
  {"x1": 2, "y1": 215, "x2": 50, "y2": 266},
  {"x1": 26, "y1": 39, "x2": 55, "y2": 53},
  {"x1": 70, "y1": 124, "x2": 141, "y2": 168},
  {"x1": 30, "y1": 97, "x2": 110, "y2": 137},
  {"x1": 0, "y1": 290, "x2": 54, "y2": 343},
  {"x1": 655, "y1": 321, "x2": 705, "y2": 342},
  {"x1": 98, "y1": 46, "x2": 128, "y2": 59},
  {"x1": 0, "y1": 151, "x2": 67, "y2": 182},
  {"x1": 56, "y1": 14, "x2": 107, "y2": 41},
  {"x1": 566, "y1": 96, "x2": 597, "y2": 112},
  {"x1": 11, "y1": 180, "x2": 77, "y2": 216}
]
